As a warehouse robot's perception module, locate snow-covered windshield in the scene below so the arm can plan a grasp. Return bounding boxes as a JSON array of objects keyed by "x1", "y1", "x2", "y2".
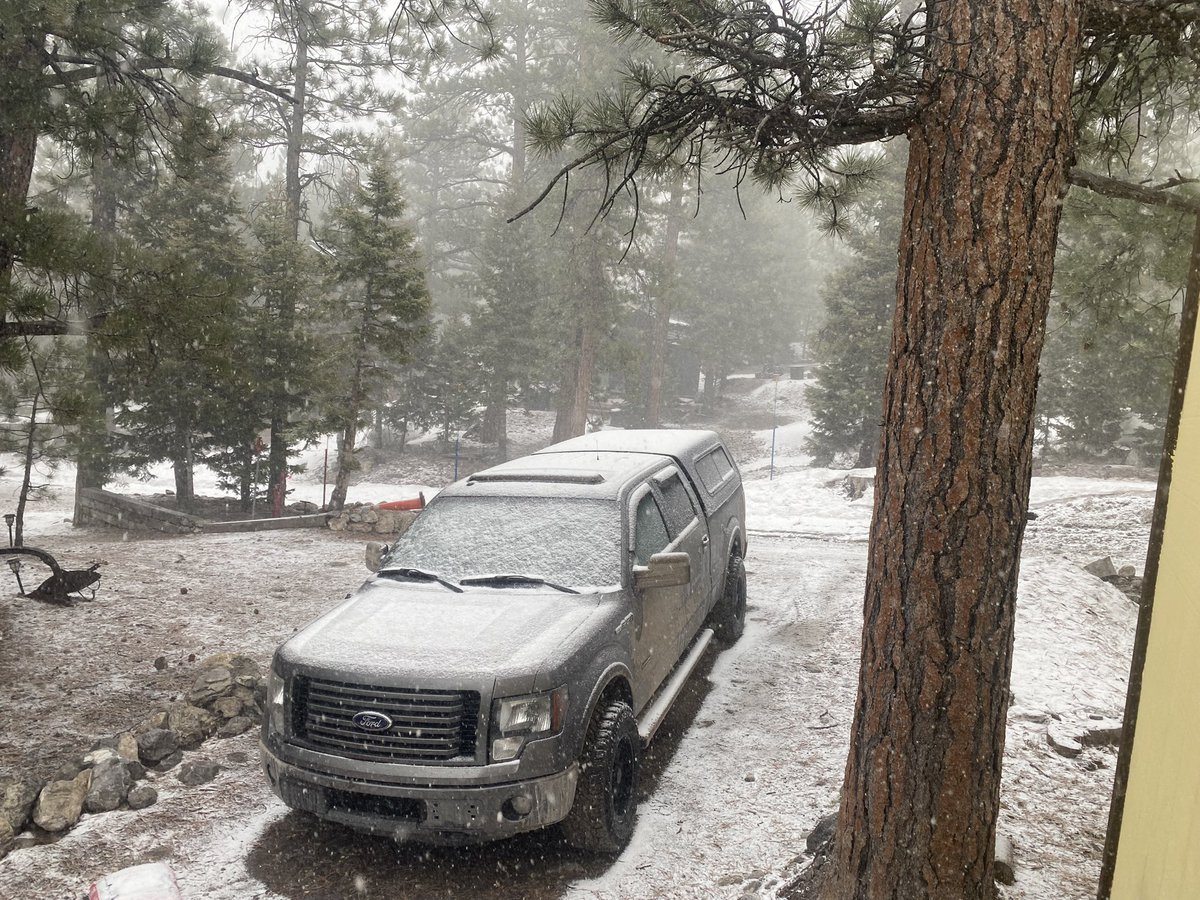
[{"x1": 381, "y1": 496, "x2": 622, "y2": 587}]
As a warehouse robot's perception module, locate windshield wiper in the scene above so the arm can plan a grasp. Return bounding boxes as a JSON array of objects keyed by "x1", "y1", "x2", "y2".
[
  {"x1": 378, "y1": 567, "x2": 463, "y2": 593},
  {"x1": 459, "y1": 574, "x2": 580, "y2": 594}
]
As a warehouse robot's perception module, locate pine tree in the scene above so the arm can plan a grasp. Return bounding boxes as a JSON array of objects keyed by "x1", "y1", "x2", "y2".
[{"x1": 319, "y1": 158, "x2": 431, "y2": 510}]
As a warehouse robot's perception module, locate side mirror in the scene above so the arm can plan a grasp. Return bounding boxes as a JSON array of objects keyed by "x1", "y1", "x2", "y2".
[
  {"x1": 633, "y1": 551, "x2": 691, "y2": 590},
  {"x1": 365, "y1": 542, "x2": 390, "y2": 572}
]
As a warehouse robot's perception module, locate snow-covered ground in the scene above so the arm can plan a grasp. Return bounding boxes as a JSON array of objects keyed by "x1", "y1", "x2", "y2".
[{"x1": 0, "y1": 386, "x2": 1149, "y2": 899}]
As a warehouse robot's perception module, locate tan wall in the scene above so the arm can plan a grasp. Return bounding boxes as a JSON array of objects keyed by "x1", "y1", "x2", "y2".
[{"x1": 1110, "y1": 307, "x2": 1200, "y2": 897}]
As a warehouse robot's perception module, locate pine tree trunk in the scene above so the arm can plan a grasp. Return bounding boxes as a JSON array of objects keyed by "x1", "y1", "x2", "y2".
[
  {"x1": 15, "y1": 394, "x2": 38, "y2": 547},
  {"x1": 329, "y1": 420, "x2": 356, "y2": 511},
  {"x1": 0, "y1": 36, "x2": 41, "y2": 308},
  {"x1": 173, "y1": 427, "x2": 195, "y2": 511},
  {"x1": 647, "y1": 178, "x2": 683, "y2": 426},
  {"x1": 373, "y1": 407, "x2": 384, "y2": 449},
  {"x1": 493, "y1": 372, "x2": 509, "y2": 460},
  {"x1": 73, "y1": 139, "x2": 118, "y2": 525},
  {"x1": 824, "y1": 2, "x2": 1082, "y2": 898},
  {"x1": 268, "y1": 0, "x2": 310, "y2": 501}
]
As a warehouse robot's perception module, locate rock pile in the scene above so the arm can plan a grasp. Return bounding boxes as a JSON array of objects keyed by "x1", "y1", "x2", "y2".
[
  {"x1": 0, "y1": 652, "x2": 263, "y2": 859},
  {"x1": 327, "y1": 503, "x2": 419, "y2": 536},
  {"x1": 1083, "y1": 556, "x2": 1144, "y2": 603}
]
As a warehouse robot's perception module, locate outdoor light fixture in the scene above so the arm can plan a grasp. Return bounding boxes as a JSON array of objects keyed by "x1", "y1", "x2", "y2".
[
  {"x1": 6, "y1": 556, "x2": 23, "y2": 595},
  {"x1": 3, "y1": 513, "x2": 14, "y2": 548}
]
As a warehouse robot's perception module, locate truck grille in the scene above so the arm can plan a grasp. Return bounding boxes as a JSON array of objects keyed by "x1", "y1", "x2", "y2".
[{"x1": 290, "y1": 676, "x2": 480, "y2": 763}]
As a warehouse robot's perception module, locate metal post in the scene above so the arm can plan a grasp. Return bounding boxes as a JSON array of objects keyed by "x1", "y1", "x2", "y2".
[
  {"x1": 770, "y1": 376, "x2": 779, "y2": 480},
  {"x1": 454, "y1": 433, "x2": 461, "y2": 481},
  {"x1": 322, "y1": 439, "x2": 329, "y2": 509}
]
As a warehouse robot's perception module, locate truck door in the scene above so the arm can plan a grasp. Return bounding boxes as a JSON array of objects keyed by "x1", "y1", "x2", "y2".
[
  {"x1": 629, "y1": 485, "x2": 684, "y2": 705},
  {"x1": 651, "y1": 468, "x2": 711, "y2": 654}
]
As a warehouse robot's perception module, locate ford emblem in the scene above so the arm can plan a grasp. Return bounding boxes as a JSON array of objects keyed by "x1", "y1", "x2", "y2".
[{"x1": 352, "y1": 711, "x2": 393, "y2": 732}]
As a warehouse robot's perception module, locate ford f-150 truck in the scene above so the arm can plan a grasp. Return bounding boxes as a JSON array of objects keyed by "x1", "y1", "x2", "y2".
[{"x1": 261, "y1": 429, "x2": 747, "y2": 851}]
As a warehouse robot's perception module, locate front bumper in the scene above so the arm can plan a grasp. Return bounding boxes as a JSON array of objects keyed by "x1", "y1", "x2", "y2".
[{"x1": 261, "y1": 742, "x2": 579, "y2": 843}]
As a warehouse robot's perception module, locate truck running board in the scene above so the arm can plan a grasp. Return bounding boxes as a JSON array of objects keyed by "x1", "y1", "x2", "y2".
[{"x1": 637, "y1": 628, "x2": 714, "y2": 746}]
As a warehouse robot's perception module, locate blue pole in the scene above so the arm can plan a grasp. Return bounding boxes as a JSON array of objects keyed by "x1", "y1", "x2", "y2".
[{"x1": 454, "y1": 434, "x2": 461, "y2": 481}]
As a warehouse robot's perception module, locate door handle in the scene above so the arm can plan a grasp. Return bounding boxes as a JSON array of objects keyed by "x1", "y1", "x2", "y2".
[{"x1": 701, "y1": 535, "x2": 709, "y2": 546}]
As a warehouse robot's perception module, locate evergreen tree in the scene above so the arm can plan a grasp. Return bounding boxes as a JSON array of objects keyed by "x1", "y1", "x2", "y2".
[
  {"x1": 105, "y1": 111, "x2": 251, "y2": 510},
  {"x1": 319, "y1": 158, "x2": 431, "y2": 510},
  {"x1": 805, "y1": 149, "x2": 906, "y2": 467}
]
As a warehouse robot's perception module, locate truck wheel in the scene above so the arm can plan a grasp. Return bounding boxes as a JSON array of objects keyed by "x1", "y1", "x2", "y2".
[
  {"x1": 711, "y1": 554, "x2": 747, "y2": 645},
  {"x1": 561, "y1": 699, "x2": 639, "y2": 853}
]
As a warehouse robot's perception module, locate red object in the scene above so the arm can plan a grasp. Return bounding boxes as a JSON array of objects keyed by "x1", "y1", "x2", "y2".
[{"x1": 379, "y1": 492, "x2": 425, "y2": 511}]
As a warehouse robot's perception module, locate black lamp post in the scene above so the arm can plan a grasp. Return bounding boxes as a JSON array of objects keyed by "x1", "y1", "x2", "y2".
[{"x1": 3, "y1": 513, "x2": 14, "y2": 548}]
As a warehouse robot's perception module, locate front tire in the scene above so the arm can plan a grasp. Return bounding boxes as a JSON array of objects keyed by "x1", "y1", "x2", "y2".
[
  {"x1": 561, "y1": 699, "x2": 639, "y2": 852},
  {"x1": 711, "y1": 554, "x2": 747, "y2": 645}
]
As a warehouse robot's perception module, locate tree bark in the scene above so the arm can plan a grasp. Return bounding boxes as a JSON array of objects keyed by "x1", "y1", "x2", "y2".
[
  {"x1": 0, "y1": 34, "x2": 42, "y2": 301},
  {"x1": 646, "y1": 178, "x2": 684, "y2": 427},
  {"x1": 825, "y1": 2, "x2": 1082, "y2": 898},
  {"x1": 268, "y1": 0, "x2": 310, "y2": 505}
]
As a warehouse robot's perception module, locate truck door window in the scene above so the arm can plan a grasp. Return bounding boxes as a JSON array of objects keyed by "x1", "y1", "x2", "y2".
[
  {"x1": 633, "y1": 493, "x2": 670, "y2": 566},
  {"x1": 696, "y1": 446, "x2": 734, "y2": 492},
  {"x1": 656, "y1": 472, "x2": 699, "y2": 540}
]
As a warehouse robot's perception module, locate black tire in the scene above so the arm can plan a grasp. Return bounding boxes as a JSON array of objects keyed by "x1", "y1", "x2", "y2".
[
  {"x1": 561, "y1": 699, "x2": 639, "y2": 853},
  {"x1": 711, "y1": 553, "x2": 747, "y2": 646}
]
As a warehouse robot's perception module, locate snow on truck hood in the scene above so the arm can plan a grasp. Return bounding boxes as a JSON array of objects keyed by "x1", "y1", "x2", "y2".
[{"x1": 280, "y1": 575, "x2": 605, "y2": 683}]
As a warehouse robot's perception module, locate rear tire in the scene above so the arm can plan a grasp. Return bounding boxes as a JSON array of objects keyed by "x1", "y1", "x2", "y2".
[
  {"x1": 711, "y1": 554, "x2": 747, "y2": 646},
  {"x1": 561, "y1": 699, "x2": 639, "y2": 853}
]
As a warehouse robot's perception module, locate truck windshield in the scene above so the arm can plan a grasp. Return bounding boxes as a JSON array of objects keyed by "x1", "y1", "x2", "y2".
[{"x1": 381, "y1": 496, "x2": 622, "y2": 587}]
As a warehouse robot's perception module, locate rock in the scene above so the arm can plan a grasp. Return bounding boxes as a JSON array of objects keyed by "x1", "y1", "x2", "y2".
[
  {"x1": 116, "y1": 732, "x2": 140, "y2": 762},
  {"x1": 51, "y1": 755, "x2": 87, "y2": 782},
  {"x1": 153, "y1": 750, "x2": 184, "y2": 773},
  {"x1": 154, "y1": 655, "x2": 168, "y2": 670},
  {"x1": 1047, "y1": 723, "x2": 1083, "y2": 758},
  {"x1": 33, "y1": 770, "x2": 91, "y2": 832},
  {"x1": 85, "y1": 760, "x2": 132, "y2": 814},
  {"x1": 177, "y1": 759, "x2": 220, "y2": 786},
  {"x1": 212, "y1": 697, "x2": 243, "y2": 719},
  {"x1": 1082, "y1": 719, "x2": 1124, "y2": 748},
  {"x1": 1118, "y1": 565, "x2": 1136, "y2": 578},
  {"x1": 166, "y1": 703, "x2": 218, "y2": 750},
  {"x1": 83, "y1": 748, "x2": 121, "y2": 768},
  {"x1": 132, "y1": 712, "x2": 169, "y2": 737},
  {"x1": 0, "y1": 820, "x2": 13, "y2": 860},
  {"x1": 137, "y1": 728, "x2": 180, "y2": 764},
  {"x1": 842, "y1": 475, "x2": 873, "y2": 500},
  {"x1": 293, "y1": 500, "x2": 319, "y2": 514},
  {"x1": 993, "y1": 833, "x2": 1016, "y2": 885},
  {"x1": 0, "y1": 777, "x2": 41, "y2": 832},
  {"x1": 806, "y1": 811, "x2": 838, "y2": 854},
  {"x1": 1140, "y1": 507, "x2": 1154, "y2": 525},
  {"x1": 124, "y1": 760, "x2": 147, "y2": 782},
  {"x1": 1084, "y1": 556, "x2": 1118, "y2": 579},
  {"x1": 126, "y1": 785, "x2": 158, "y2": 810},
  {"x1": 230, "y1": 685, "x2": 256, "y2": 705},
  {"x1": 186, "y1": 666, "x2": 233, "y2": 706},
  {"x1": 217, "y1": 716, "x2": 253, "y2": 738}
]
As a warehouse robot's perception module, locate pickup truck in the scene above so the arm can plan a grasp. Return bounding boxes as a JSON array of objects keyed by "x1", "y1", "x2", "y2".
[{"x1": 260, "y1": 429, "x2": 747, "y2": 851}]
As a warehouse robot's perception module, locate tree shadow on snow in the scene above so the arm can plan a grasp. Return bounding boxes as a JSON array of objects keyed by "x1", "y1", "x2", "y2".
[{"x1": 245, "y1": 651, "x2": 718, "y2": 899}]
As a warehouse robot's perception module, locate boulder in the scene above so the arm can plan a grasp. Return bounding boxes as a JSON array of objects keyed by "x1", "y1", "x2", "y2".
[
  {"x1": 217, "y1": 716, "x2": 253, "y2": 739},
  {"x1": 993, "y1": 833, "x2": 1016, "y2": 885},
  {"x1": 1118, "y1": 565, "x2": 1136, "y2": 578},
  {"x1": 186, "y1": 667, "x2": 233, "y2": 706},
  {"x1": 132, "y1": 712, "x2": 169, "y2": 737},
  {"x1": 153, "y1": 750, "x2": 184, "y2": 773},
  {"x1": 33, "y1": 770, "x2": 91, "y2": 832},
  {"x1": 0, "y1": 776, "x2": 41, "y2": 832},
  {"x1": 177, "y1": 759, "x2": 220, "y2": 786},
  {"x1": 1084, "y1": 556, "x2": 1118, "y2": 579},
  {"x1": 51, "y1": 755, "x2": 88, "y2": 783},
  {"x1": 137, "y1": 728, "x2": 180, "y2": 765},
  {"x1": 85, "y1": 760, "x2": 132, "y2": 814},
  {"x1": 1082, "y1": 719, "x2": 1124, "y2": 748},
  {"x1": 806, "y1": 811, "x2": 838, "y2": 854},
  {"x1": 842, "y1": 475, "x2": 873, "y2": 501},
  {"x1": 126, "y1": 785, "x2": 158, "y2": 811},
  {"x1": 212, "y1": 697, "x2": 243, "y2": 720},
  {"x1": 166, "y1": 703, "x2": 218, "y2": 750},
  {"x1": 1047, "y1": 723, "x2": 1083, "y2": 758},
  {"x1": 124, "y1": 760, "x2": 147, "y2": 782},
  {"x1": 83, "y1": 748, "x2": 121, "y2": 768},
  {"x1": 0, "y1": 820, "x2": 13, "y2": 860},
  {"x1": 116, "y1": 732, "x2": 140, "y2": 762}
]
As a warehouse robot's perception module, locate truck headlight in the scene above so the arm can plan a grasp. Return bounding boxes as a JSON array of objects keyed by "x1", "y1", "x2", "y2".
[
  {"x1": 491, "y1": 687, "x2": 567, "y2": 762},
  {"x1": 267, "y1": 661, "x2": 286, "y2": 737}
]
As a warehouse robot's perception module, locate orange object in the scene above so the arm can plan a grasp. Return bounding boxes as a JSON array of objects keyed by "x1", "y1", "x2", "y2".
[{"x1": 379, "y1": 493, "x2": 425, "y2": 511}]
